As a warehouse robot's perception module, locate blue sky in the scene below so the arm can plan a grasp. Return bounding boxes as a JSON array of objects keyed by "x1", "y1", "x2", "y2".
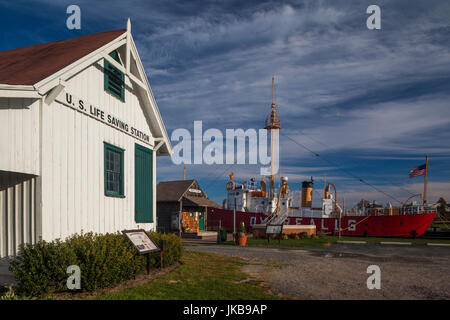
[{"x1": 1, "y1": 0, "x2": 449, "y2": 207}]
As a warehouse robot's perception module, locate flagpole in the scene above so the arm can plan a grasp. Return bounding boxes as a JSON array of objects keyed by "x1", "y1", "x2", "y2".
[{"x1": 423, "y1": 155, "x2": 428, "y2": 206}]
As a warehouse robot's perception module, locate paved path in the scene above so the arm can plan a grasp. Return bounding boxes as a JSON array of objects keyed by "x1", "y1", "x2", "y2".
[{"x1": 185, "y1": 243, "x2": 450, "y2": 300}]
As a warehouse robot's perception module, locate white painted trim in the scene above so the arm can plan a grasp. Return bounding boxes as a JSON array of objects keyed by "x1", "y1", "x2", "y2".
[
  {"x1": 0, "y1": 84, "x2": 36, "y2": 90},
  {"x1": 154, "y1": 140, "x2": 164, "y2": 152},
  {"x1": 102, "y1": 52, "x2": 127, "y2": 74},
  {"x1": 128, "y1": 35, "x2": 172, "y2": 155},
  {"x1": 126, "y1": 18, "x2": 131, "y2": 74},
  {"x1": 102, "y1": 53, "x2": 147, "y2": 92},
  {"x1": 128, "y1": 73, "x2": 146, "y2": 91},
  {"x1": 0, "y1": 89, "x2": 41, "y2": 98}
]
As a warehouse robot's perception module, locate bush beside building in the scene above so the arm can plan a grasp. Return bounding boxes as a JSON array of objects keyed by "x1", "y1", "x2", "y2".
[{"x1": 8, "y1": 231, "x2": 183, "y2": 297}]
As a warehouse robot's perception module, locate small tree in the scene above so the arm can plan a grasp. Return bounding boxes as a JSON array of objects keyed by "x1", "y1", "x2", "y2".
[
  {"x1": 437, "y1": 197, "x2": 446, "y2": 212},
  {"x1": 437, "y1": 197, "x2": 449, "y2": 220}
]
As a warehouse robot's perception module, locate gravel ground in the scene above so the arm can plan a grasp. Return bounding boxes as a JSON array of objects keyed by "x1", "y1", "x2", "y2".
[{"x1": 185, "y1": 243, "x2": 450, "y2": 300}]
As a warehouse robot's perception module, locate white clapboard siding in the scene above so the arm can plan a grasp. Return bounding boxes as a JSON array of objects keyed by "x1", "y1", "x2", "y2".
[
  {"x1": 39, "y1": 61, "x2": 156, "y2": 241},
  {"x1": 0, "y1": 96, "x2": 41, "y2": 258},
  {"x1": 0, "y1": 97, "x2": 40, "y2": 175},
  {"x1": 0, "y1": 176, "x2": 38, "y2": 257}
]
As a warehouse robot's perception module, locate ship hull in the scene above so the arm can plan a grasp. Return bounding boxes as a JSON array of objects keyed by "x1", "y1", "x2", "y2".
[{"x1": 207, "y1": 208, "x2": 436, "y2": 237}]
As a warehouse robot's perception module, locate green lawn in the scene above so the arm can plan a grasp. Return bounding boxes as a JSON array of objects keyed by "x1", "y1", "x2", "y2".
[
  {"x1": 96, "y1": 250, "x2": 281, "y2": 300},
  {"x1": 225, "y1": 235, "x2": 450, "y2": 248},
  {"x1": 226, "y1": 236, "x2": 333, "y2": 248}
]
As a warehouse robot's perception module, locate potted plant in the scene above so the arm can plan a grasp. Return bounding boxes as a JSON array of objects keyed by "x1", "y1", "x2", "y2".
[{"x1": 237, "y1": 221, "x2": 248, "y2": 246}]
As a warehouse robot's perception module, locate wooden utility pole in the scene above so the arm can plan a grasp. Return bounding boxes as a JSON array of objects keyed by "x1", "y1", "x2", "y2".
[
  {"x1": 183, "y1": 167, "x2": 186, "y2": 180},
  {"x1": 270, "y1": 77, "x2": 275, "y2": 199},
  {"x1": 343, "y1": 196, "x2": 346, "y2": 216},
  {"x1": 423, "y1": 156, "x2": 429, "y2": 205},
  {"x1": 178, "y1": 200, "x2": 182, "y2": 237},
  {"x1": 233, "y1": 197, "x2": 237, "y2": 244}
]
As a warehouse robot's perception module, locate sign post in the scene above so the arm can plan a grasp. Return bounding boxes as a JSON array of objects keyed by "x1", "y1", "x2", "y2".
[
  {"x1": 122, "y1": 229, "x2": 160, "y2": 275},
  {"x1": 161, "y1": 239, "x2": 167, "y2": 269},
  {"x1": 233, "y1": 198, "x2": 237, "y2": 244}
]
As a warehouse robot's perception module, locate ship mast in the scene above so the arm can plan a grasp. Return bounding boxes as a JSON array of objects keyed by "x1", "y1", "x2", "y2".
[{"x1": 264, "y1": 76, "x2": 281, "y2": 199}]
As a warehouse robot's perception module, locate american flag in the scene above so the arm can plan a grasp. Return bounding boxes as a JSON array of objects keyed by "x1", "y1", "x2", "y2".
[{"x1": 409, "y1": 164, "x2": 426, "y2": 178}]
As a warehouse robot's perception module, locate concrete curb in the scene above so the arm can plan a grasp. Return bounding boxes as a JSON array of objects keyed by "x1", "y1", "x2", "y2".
[
  {"x1": 380, "y1": 241, "x2": 411, "y2": 245},
  {"x1": 426, "y1": 243, "x2": 450, "y2": 247},
  {"x1": 336, "y1": 241, "x2": 367, "y2": 244}
]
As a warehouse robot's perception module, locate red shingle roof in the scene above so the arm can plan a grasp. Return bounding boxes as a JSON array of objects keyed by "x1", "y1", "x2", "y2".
[{"x1": 0, "y1": 29, "x2": 126, "y2": 85}]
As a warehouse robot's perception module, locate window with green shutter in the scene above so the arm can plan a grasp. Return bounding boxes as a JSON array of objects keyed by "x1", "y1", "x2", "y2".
[
  {"x1": 104, "y1": 50, "x2": 125, "y2": 101},
  {"x1": 104, "y1": 142, "x2": 125, "y2": 197}
]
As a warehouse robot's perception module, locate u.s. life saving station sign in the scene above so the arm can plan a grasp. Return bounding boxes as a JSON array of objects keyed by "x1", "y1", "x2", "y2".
[{"x1": 55, "y1": 91, "x2": 151, "y2": 145}]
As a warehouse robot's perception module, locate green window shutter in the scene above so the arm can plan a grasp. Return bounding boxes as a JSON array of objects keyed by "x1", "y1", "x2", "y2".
[
  {"x1": 104, "y1": 142, "x2": 125, "y2": 197},
  {"x1": 109, "y1": 50, "x2": 121, "y2": 63},
  {"x1": 135, "y1": 144, "x2": 153, "y2": 223},
  {"x1": 104, "y1": 51, "x2": 125, "y2": 101}
]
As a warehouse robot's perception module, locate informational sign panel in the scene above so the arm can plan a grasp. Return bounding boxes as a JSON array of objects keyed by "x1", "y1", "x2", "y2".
[
  {"x1": 122, "y1": 229, "x2": 160, "y2": 255},
  {"x1": 266, "y1": 224, "x2": 283, "y2": 235}
]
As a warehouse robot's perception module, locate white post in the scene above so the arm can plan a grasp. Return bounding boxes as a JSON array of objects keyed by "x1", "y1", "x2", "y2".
[
  {"x1": 126, "y1": 18, "x2": 131, "y2": 73},
  {"x1": 338, "y1": 207, "x2": 342, "y2": 240}
]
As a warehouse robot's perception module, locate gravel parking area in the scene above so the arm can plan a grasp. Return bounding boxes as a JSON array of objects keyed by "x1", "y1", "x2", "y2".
[{"x1": 186, "y1": 243, "x2": 450, "y2": 300}]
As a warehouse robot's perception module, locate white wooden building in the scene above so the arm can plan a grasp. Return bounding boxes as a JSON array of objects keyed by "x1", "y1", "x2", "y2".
[{"x1": 0, "y1": 20, "x2": 172, "y2": 257}]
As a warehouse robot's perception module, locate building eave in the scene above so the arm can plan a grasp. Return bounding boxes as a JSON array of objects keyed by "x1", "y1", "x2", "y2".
[{"x1": 0, "y1": 84, "x2": 41, "y2": 98}]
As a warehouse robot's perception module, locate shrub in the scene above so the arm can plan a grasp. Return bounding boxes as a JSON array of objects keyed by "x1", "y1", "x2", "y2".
[
  {"x1": 9, "y1": 231, "x2": 183, "y2": 297},
  {"x1": 9, "y1": 239, "x2": 78, "y2": 297},
  {"x1": 68, "y1": 232, "x2": 144, "y2": 291},
  {"x1": 147, "y1": 231, "x2": 184, "y2": 268}
]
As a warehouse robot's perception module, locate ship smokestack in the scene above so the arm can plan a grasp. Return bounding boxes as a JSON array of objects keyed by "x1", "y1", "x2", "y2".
[{"x1": 301, "y1": 179, "x2": 313, "y2": 208}]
